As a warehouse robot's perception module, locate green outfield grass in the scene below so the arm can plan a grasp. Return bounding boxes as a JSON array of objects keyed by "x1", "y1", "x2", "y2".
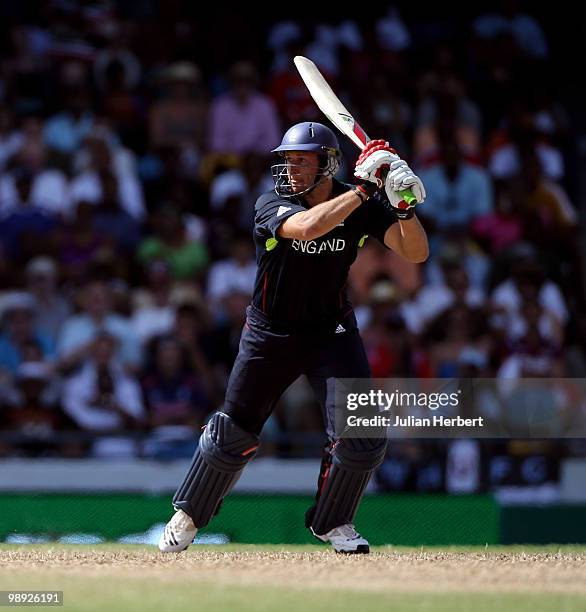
[
  {"x1": 0, "y1": 578, "x2": 582, "y2": 612},
  {"x1": 1, "y1": 544, "x2": 585, "y2": 612}
]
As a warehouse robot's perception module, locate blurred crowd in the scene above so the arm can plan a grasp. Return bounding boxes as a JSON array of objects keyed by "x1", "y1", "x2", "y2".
[{"x1": 0, "y1": 2, "x2": 584, "y2": 459}]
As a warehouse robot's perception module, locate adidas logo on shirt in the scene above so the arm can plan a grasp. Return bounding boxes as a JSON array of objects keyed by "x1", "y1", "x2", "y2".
[
  {"x1": 335, "y1": 324, "x2": 346, "y2": 334},
  {"x1": 276, "y1": 206, "x2": 292, "y2": 217}
]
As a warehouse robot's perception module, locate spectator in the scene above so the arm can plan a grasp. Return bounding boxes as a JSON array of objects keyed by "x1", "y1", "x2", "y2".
[
  {"x1": 94, "y1": 34, "x2": 142, "y2": 141},
  {"x1": 426, "y1": 304, "x2": 490, "y2": 378},
  {"x1": 417, "y1": 139, "x2": 493, "y2": 234},
  {"x1": 506, "y1": 296, "x2": 564, "y2": 346},
  {"x1": 424, "y1": 240, "x2": 491, "y2": 295},
  {"x1": 471, "y1": 179, "x2": 525, "y2": 255},
  {"x1": 348, "y1": 238, "x2": 422, "y2": 303},
  {"x1": 62, "y1": 332, "x2": 144, "y2": 458},
  {"x1": 515, "y1": 150, "x2": 577, "y2": 236},
  {"x1": 69, "y1": 133, "x2": 145, "y2": 221},
  {"x1": 473, "y1": 4, "x2": 549, "y2": 60},
  {"x1": 376, "y1": 6, "x2": 411, "y2": 52},
  {"x1": 267, "y1": 21, "x2": 303, "y2": 74},
  {"x1": 414, "y1": 74, "x2": 482, "y2": 162},
  {"x1": 131, "y1": 260, "x2": 177, "y2": 345},
  {"x1": 149, "y1": 62, "x2": 207, "y2": 154},
  {"x1": 141, "y1": 333, "x2": 210, "y2": 459},
  {"x1": 57, "y1": 279, "x2": 141, "y2": 372},
  {"x1": 94, "y1": 31, "x2": 142, "y2": 94},
  {"x1": 43, "y1": 86, "x2": 94, "y2": 154},
  {"x1": 209, "y1": 61, "x2": 280, "y2": 155},
  {"x1": 303, "y1": 23, "x2": 358, "y2": 77},
  {"x1": 407, "y1": 261, "x2": 485, "y2": 335},
  {"x1": 362, "y1": 73, "x2": 412, "y2": 158},
  {"x1": 0, "y1": 361, "x2": 64, "y2": 457},
  {"x1": 206, "y1": 232, "x2": 257, "y2": 311},
  {"x1": 72, "y1": 123, "x2": 138, "y2": 178},
  {"x1": 0, "y1": 142, "x2": 70, "y2": 218},
  {"x1": 137, "y1": 205, "x2": 209, "y2": 281},
  {"x1": 209, "y1": 153, "x2": 273, "y2": 232},
  {"x1": 0, "y1": 292, "x2": 55, "y2": 375},
  {"x1": 497, "y1": 322, "x2": 564, "y2": 379},
  {"x1": 90, "y1": 165, "x2": 142, "y2": 253},
  {"x1": 487, "y1": 110, "x2": 565, "y2": 182},
  {"x1": 268, "y1": 37, "x2": 316, "y2": 124},
  {"x1": 174, "y1": 303, "x2": 219, "y2": 402},
  {"x1": 490, "y1": 243, "x2": 568, "y2": 332},
  {"x1": 0, "y1": 166, "x2": 62, "y2": 261},
  {"x1": 16, "y1": 116, "x2": 45, "y2": 160},
  {"x1": 202, "y1": 290, "x2": 250, "y2": 383},
  {"x1": 359, "y1": 280, "x2": 430, "y2": 378},
  {"x1": 25, "y1": 257, "x2": 71, "y2": 344},
  {"x1": 142, "y1": 334, "x2": 210, "y2": 431},
  {"x1": 56, "y1": 202, "x2": 111, "y2": 284}
]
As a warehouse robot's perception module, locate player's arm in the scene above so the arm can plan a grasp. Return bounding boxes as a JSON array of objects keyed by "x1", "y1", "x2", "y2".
[
  {"x1": 279, "y1": 140, "x2": 401, "y2": 241},
  {"x1": 355, "y1": 139, "x2": 429, "y2": 263},
  {"x1": 384, "y1": 217, "x2": 429, "y2": 263},
  {"x1": 278, "y1": 187, "x2": 369, "y2": 241}
]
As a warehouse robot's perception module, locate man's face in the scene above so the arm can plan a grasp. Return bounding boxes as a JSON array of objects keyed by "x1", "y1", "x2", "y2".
[
  {"x1": 92, "y1": 335, "x2": 116, "y2": 366},
  {"x1": 27, "y1": 272, "x2": 55, "y2": 294},
  {"x1": 84, "y1": 283, "x2": 111, "y2": 318},
  {"x1": 285, "y1": 151, "x2": 319, "y2": 194}
]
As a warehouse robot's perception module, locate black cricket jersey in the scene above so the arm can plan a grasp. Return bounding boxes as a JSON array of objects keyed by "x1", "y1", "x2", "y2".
[{"x1": 251, "y1": 179, "x2": 399, "y2": 330}]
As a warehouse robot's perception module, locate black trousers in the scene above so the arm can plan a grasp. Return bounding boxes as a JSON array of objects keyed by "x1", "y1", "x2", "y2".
[{"x1": 223, "y1": 305, "x2": 371, "y2": 439}]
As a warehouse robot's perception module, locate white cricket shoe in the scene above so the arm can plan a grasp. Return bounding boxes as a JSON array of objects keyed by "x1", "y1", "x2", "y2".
[
  {"x1": 311, "y1": 523, "x2": 370, "y2": 554},
  {"x1": 158, "y1": 509, "x2": 197, "y2": 553}
]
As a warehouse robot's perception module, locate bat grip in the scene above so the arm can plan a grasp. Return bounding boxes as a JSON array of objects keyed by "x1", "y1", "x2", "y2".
[
  {"x1": 380, "y1": 168, "x2": 418, "y2": 206},
  {"x1": 398, "y1": 189, "x2": 418, "y2": 206}
]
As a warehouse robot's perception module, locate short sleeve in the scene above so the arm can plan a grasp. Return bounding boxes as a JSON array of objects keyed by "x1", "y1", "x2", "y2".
[
  {"x1": 359, "y1": 191, "x2": 398, "y2": 246},
  {"x1": 254, "y1": 192, "x2": 307, "y2": 239}
]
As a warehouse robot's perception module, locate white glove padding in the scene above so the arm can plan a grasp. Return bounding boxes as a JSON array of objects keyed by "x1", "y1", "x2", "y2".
[
  {"x1": 385, "y1": 162, "x2": 426, "y2": 205},
  {"x1": 354, "y1": 150, "x2": 400, "y2": 187}
]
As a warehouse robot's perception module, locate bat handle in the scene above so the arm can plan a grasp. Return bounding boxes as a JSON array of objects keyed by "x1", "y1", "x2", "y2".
[
  {"x1": 398, "y1": 189, "x2": 418, "y2": 206},
  {"x1": 379, "y1": 167, "x2": 418, "y2": 207}
]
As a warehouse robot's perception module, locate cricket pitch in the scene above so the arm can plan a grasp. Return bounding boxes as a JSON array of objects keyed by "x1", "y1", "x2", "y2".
[{"x1": 1, "y1": 544, "x2": 585, "y2": 611}]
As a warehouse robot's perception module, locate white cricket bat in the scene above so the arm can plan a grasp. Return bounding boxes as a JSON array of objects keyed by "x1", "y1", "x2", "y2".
[{"x1": 294, "y1": 55, "x2": 416, "y2": 205}]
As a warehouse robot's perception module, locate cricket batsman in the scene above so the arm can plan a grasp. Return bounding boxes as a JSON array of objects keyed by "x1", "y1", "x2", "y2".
[{"x1": 159, "y1": 122, "x2": 428, "y2": 554}]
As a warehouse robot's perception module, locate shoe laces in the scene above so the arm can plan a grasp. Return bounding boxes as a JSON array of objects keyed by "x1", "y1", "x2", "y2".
[
  {"x1": 333, "y1": 523, "x2": 361, "y2": 540},
  {"x1": 170, "y1": 510, "x2": 195, "y2": 532}
]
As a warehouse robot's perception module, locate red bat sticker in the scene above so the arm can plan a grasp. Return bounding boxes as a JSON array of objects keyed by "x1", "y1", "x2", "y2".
[{"x1": 352, "y1": 122, "x2": 368, "y2": 147}]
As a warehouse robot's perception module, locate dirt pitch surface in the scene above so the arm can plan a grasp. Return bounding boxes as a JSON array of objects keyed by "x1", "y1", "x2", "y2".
[
  {"x1": 2, "y1": 546, "x2": 586, "y2": 594},
  {"x1": 1, "y1": 546, "x2": 586, "y2": 611}
]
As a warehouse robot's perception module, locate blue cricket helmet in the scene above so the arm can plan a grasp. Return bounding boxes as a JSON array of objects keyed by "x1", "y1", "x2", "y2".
[
  {"x1": 272, "y1": 121, "x2": 341, "y2": 156},
  {"x1": 271, "y1": 122, "x2": 341, "y2": 197}
]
